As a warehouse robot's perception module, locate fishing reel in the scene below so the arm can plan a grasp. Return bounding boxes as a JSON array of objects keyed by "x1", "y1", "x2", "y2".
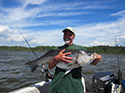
[{"x1": 41, "y1": 66, "x2": 52, "y2": 82}]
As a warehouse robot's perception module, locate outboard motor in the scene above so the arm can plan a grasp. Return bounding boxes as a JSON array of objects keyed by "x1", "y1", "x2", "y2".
[{"x1": 92, "y1": 71, "x2": 115, "y2": 93}]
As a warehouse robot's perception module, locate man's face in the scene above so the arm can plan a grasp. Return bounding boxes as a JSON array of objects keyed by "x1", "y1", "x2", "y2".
[{"x1": 63, "y1": 30, "x2": 75, "y2": 44}]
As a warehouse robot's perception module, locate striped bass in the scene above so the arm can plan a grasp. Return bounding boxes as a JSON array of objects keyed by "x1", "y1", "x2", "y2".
[{"x1": 25, "y1": 49, "x2": 96, "y2": 72}]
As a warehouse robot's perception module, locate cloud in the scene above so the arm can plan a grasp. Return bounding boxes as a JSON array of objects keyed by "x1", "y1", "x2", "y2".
[
  {"x1": 37, "y1": 11, "x2": 90, "y2": 17},
  {"x1": 1, "y1": 9, "x2": 125, "y2": 47},
  {"x1": 23, "y1": 0, "x2": 46, "y2": 6},
  {"x1": 0, "y1": 25, "x2": 12, "y2": 38},
  {"x1": 0, "y1": 0, "x2": 125, "y2": 47},
  {"x1": 1, "y1": 15, "x2": 125, "y2": 47},
  {"x1": 0, "y1": 25, "x2": 27, "y2": 46},
  {"x1": 74, "y1": 16, "x2": 125, "y2": 46},
  {"x1": 18, "y1": 16, "x2": 125, "y2": 46},
  {"x1": 0, "y1": 0, "x2": 46, "y2": 24},
  {"x1": 90, "y1": 41, "x2": 110, "y2": 46},
  {"x1": 0, "y1": 25, "x2": 62, "y2": 46},
  {"x1": 26, "y1": 29, "x2": 63, "y2": 46},
  {"x1": 111, "y1": 10, "x2": 125, "y2": 17},
  {"x1": 0, "y1": 0, "x2": 113, "y2": 27}
]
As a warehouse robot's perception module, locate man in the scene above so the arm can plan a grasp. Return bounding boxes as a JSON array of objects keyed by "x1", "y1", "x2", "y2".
[{"x1": 48, "y1": 27, "x2": 102, "y2": 93}]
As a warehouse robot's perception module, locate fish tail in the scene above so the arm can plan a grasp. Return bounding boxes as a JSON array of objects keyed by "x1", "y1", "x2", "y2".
[{"x1": 25, "y1": 61, "x2": 38, "y2": 73}]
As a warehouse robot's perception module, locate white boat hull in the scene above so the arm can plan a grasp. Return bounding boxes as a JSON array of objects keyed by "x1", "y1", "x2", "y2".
[{"x1": 9, "y1": 81, "x2": 51, "y2": 93}]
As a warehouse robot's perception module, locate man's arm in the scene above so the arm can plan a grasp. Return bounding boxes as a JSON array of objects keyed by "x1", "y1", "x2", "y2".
[{"x1": 48, "y1": 49, "x2": 72, "y2": 70}]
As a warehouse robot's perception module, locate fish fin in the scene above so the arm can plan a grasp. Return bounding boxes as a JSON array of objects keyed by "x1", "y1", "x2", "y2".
[
  {"x1": 31, "y1": 65, "x2": 38, "y2": 73},
  {"x1": 25, "y1": 61, "x2": 38, "y2": 73}
]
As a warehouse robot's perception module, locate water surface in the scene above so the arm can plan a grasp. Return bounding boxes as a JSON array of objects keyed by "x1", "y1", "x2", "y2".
[{"x1": 0, "y1": 51, "x2": 125, "y2": 93}]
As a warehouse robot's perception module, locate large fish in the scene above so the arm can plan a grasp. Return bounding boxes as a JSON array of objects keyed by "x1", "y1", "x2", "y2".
[{"x1": 25, "y1": 49, "x2": 97, "y2": 72}]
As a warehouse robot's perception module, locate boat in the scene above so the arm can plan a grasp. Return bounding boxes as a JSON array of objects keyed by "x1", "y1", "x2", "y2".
[{"x1": 9, "y1": 70, "x2": 125, "y2": 93}]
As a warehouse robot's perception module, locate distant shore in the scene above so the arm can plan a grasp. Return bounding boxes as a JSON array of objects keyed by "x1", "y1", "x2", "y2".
[{"x1": 0, "y1": 45, "x2": 125, "y2": 54}]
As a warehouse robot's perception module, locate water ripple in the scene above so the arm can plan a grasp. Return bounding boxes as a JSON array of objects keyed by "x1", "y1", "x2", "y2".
[{"x1": 0, "y1": 51, "x2": 125, "y2": 93}]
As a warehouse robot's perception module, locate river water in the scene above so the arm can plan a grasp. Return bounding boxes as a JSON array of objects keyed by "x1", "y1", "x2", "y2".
[{"x1": 0, "y1": 51, "x2": 125, "y2": 93}]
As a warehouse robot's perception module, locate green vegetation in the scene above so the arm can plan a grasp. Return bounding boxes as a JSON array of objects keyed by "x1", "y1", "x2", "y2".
[
  {"x1": 0, "y1": 46, "x2": 57, "y2": 52},
  {"x1": 85, "y1": 45, "x2": 125, "y2": 54},
  {"x1": 0, "y1": 45, "x2": 125, "y2": 54}
]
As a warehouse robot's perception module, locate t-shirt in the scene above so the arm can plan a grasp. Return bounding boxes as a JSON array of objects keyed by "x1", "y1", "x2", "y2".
[{"x1": 49, "y1": 44, "x2": 85, "y2": 93}]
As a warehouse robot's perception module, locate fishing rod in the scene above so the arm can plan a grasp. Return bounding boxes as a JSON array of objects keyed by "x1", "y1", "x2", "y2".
[
  {"x1": 15, "y1": 25, "x2": 52, "y2": 81},
  {"x1": 114, "y1": 35, "x2": 122, "y2": 85},
  {"x1": 15, "y1": 25, "x2": 38, "y2": 59}
]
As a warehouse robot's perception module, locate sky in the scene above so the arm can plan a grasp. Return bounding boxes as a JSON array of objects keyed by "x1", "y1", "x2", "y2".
[{"x1": 0, "y1": 0, "x2": 125, "y2": 47}]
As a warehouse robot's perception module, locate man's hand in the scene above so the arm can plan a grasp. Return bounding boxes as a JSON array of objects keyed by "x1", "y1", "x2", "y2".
[
  {"x1": 91, "y1": 54, "x2": 102, "y2": 65},
  {"x1": 54, "y1": 49, "x2": 73, "y2": 64},
  {"x1": 48, "y1": 49, "x2": 72, "y2": 70}
]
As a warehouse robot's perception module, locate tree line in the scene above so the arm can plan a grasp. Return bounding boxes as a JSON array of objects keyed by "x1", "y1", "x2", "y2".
[
  {"x1": 0, "y1": 46, "x2": 57, "y2": 52},
  {"x1": 85, "y1": 45, "x2": 125, "y2": 54},
  {"x1": 0, "y1": 45, "x2": 125, "y2": 54}
]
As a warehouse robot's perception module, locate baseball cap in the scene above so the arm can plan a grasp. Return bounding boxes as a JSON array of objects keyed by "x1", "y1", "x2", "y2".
[{"x1": 62, "y1": 27, "x2": 75, "y2": 36}]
